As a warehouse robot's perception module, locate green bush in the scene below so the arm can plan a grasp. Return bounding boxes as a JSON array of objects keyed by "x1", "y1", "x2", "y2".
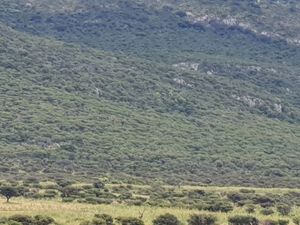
[
  {"x1": 80, "y1": 219, "x2": 107, "y2": 225},
  {"x1": 293, "y1": 217, "x2": 300, "y2": 225},
  {"x1": 62, "y1": 197, "x2": 75, "y2": 202},
  {"x1": 260, "y1": 220, "x2": 278, "y2": 225},
  {"x1": 85, "y1": 197, "x2": 113, "y2": 204},
  {"x1": 205, "y1": 201, "x2": 233, "y2": 212},
  {"x1": 8, "y1": 215, "x2": 34, "y2": 225},
  {"x1": 276, "y1": 204, "x2": 292, "y2": 216},
  {"x1": 116, "y1": 217, "x2": 144, "y2": 225},
  {"x1": 34, "y1": 215, "x2": 55, "y2": 225},
  {"x1": 260, "y1": 208, "x2": 274, "y2": 215},
  {"x1": 245, "y1": 205, "x2": 255, "y2": 213},
  {"x1": 188, "y1": 214, "x2": 217, "y2": 225},
  {"x1": 91, "y1": 218, "x2": 107, "y2": 225},
  {"x1": 153, "y1": 214, "x2": 181, "y2": 225},
  {"x1": 94, "y1": 214, "x2": 114, "y2": 225},
  {"x1": 7, "y1": 215, "x2": 55, "y2": 225},
  {"x1": 228, "y1": 216, "x2": 259, "y2": 225},
  {"x1": 278, "y1": 220, "x2": 289, "y2": 225}
]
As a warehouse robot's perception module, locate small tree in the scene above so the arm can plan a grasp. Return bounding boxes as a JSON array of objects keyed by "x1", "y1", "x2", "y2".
[
  {"x1": 188, "y1": 214, "x2": 217, "y2": 225},
  {"x1": 153, "y1": 214, "x2": 181, "y2": 225},
  {"x1": 0, "y1": 186, "x2": 21, "y2": 202}
]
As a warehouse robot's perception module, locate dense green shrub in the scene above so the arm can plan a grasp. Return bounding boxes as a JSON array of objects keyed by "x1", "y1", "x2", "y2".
[
  {"x1": 245, "y1": 205, "x2": 255, "y2": 213},
  {"x1": 228, "y1": 216, "x2": 259, "y2": 225},
  {"x1": 93, "y1": 182, "x2": 105, "y2": 189},
  {"x1": 8, "y1": 215, "x2": 33, "y2": 225},
  {"x1": 60, "y1": 186, "x2": 81, "y2": 198},
  {"x1": 33, "y1": 215, "x2": 55, "y2": 225},
  {"x1": 276, "y1": 204, "x2": 292, "y2": 216},
  {"x1": 278, "y1": 220, "x2": 289, "y2": 225},
  {"x1": 85, "y1": 197, "x2": 113, "y2": 204},
  {"x1": 188, "y1": 214, "x2": 217, "y2": 225},
  {"x1": 80, "y1": 219, "x2": 107, "y2": 225},
  {"x1": 260, "y1": 208, "x2": 274, "y2": 215},
  {"x1": 91, "y1": 219, "x2": 108, "y2": 225},
  {"x1": 62, "y1": 197, "x2": 75, "y2": 202},
  {"x1": 261, "y1": 220, "x2": 278, "y2": 225},
  {"x1": 116, "y1": 217, "x2": 144, "y2": 225},
  {"x1": 7, "y1": 215, "x2": 55, "y2": 225},
  {"x1": 293, "y1": 217, "x2": 300, "y2": 225},
  {"x1": 253, "y1": 196, "x2": 274, "y2": 208},
  {"x1": 153, "y1": 214, "x2": 181, "y2": 225},
  {"x1": 94, "y1": 214, "x2": 114, "y2": 225},
  {"x1": 205, "y1": 201, "x2": 233, "y2": 212}
]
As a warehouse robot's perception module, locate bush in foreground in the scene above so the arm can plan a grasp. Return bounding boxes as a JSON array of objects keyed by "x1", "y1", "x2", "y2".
[
  {"x1": 228, "y1": 216, "x2": 259, "y2": 225},
  {"x1": 276, "y1": 204, "x2": 292, "y2": 216},
  {"x1": 153, "y1": 214, "x2": 180, "y2": 225},
  {"x1": 278, "y1": 219, "x2": 289, "y2": 225},
  {"x1": 188, "y1": 214, "x2": 217, "y2": 225},
  {"x1": 260, "y1": 208, "x2": 274, "y2": 215},
  {"x1": 116, "y1": 217, "x2": 144, "y2": 225},
  {"x1": 293, "y1": 217, "x2": 300, "y2": 225},
  {"x1": 245, "y1": 205, "x2": 255, "y2": 214},
  {"x1": 7, "y1": 215, "x2": 55, "y2": 225},
  {"x1": 260, "y1": 220, "x2": 278, "y2": 225},
  {"x1": 95, "y1": 214, "x2": 114, "y2": 225}
]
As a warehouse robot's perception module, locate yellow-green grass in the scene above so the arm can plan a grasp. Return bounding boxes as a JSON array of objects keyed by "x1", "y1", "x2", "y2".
[{"x1": 0, "y1": 198, "x2": 299, "y2": 225}]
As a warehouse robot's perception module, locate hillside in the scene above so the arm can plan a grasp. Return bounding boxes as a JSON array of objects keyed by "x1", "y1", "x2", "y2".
[{"x1": 0, "y1": 0, "x2": 299, "y2": 187}]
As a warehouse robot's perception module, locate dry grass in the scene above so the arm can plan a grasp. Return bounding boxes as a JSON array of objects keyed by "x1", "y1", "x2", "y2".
[{"x1": 0, "y1": 198, "x2": 299, "y2": 225}]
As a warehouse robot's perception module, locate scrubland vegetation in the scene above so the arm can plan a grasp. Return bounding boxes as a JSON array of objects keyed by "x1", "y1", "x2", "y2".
[
  {"x1": 0, "y1": 0, "x2": 299, "y2": 187},
  {"x1": 0, "y1": 181, "x2": 300, "y2": 225},
  {"x1": 0, "y1": 0, "x2": 299, "y2": 224}
]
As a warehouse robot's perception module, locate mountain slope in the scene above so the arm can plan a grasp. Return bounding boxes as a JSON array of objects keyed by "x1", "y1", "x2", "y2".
[
  {"x1": 1, "y1": 0, "x2": 299, "y2": 115},
  {"x1": 0, "y1": 0, "x2": 299, "y2": 187}
]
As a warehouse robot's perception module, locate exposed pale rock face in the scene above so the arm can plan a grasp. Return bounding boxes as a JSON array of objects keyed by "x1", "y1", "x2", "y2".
[
  {"x1": 184, "y1": 11, "x2": 300, "y2": 46},
  {"x1": 274, "y1": 103, "x2": 283, "y2": 113},
  {"x1": 172, "y1": 62, "x2": 199, "y2": 71},
  {"x1": 232, "y1": 95, "x2": 283, "y2": 113},
  {"x1": 232, "y1": 95, "x2": 264, "y2": 107},
  {"x1": 173, "y1": 78, "x2": 192, "y2": 87}
]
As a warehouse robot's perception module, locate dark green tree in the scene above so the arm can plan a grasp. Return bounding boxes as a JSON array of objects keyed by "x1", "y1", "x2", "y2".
[{"x1": 0, "y1": 186, "x2": 21, "y2": 202}]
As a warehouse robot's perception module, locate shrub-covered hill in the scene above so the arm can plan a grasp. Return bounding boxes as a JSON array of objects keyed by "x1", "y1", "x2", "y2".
[
  {"x1": 0, "y1": 22, "x2": 299, "y2": 187},
  {"x1": 1, "y1": 0, "x2": 299, "y2": 112},
  {"x1": 0, "y1": 0, "x2": 299, "y2": 187}
]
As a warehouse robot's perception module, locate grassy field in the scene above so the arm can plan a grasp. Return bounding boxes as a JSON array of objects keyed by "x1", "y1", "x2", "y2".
[{"x1": 1, "y1": 185, "x2": 299, "y2": 225}]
